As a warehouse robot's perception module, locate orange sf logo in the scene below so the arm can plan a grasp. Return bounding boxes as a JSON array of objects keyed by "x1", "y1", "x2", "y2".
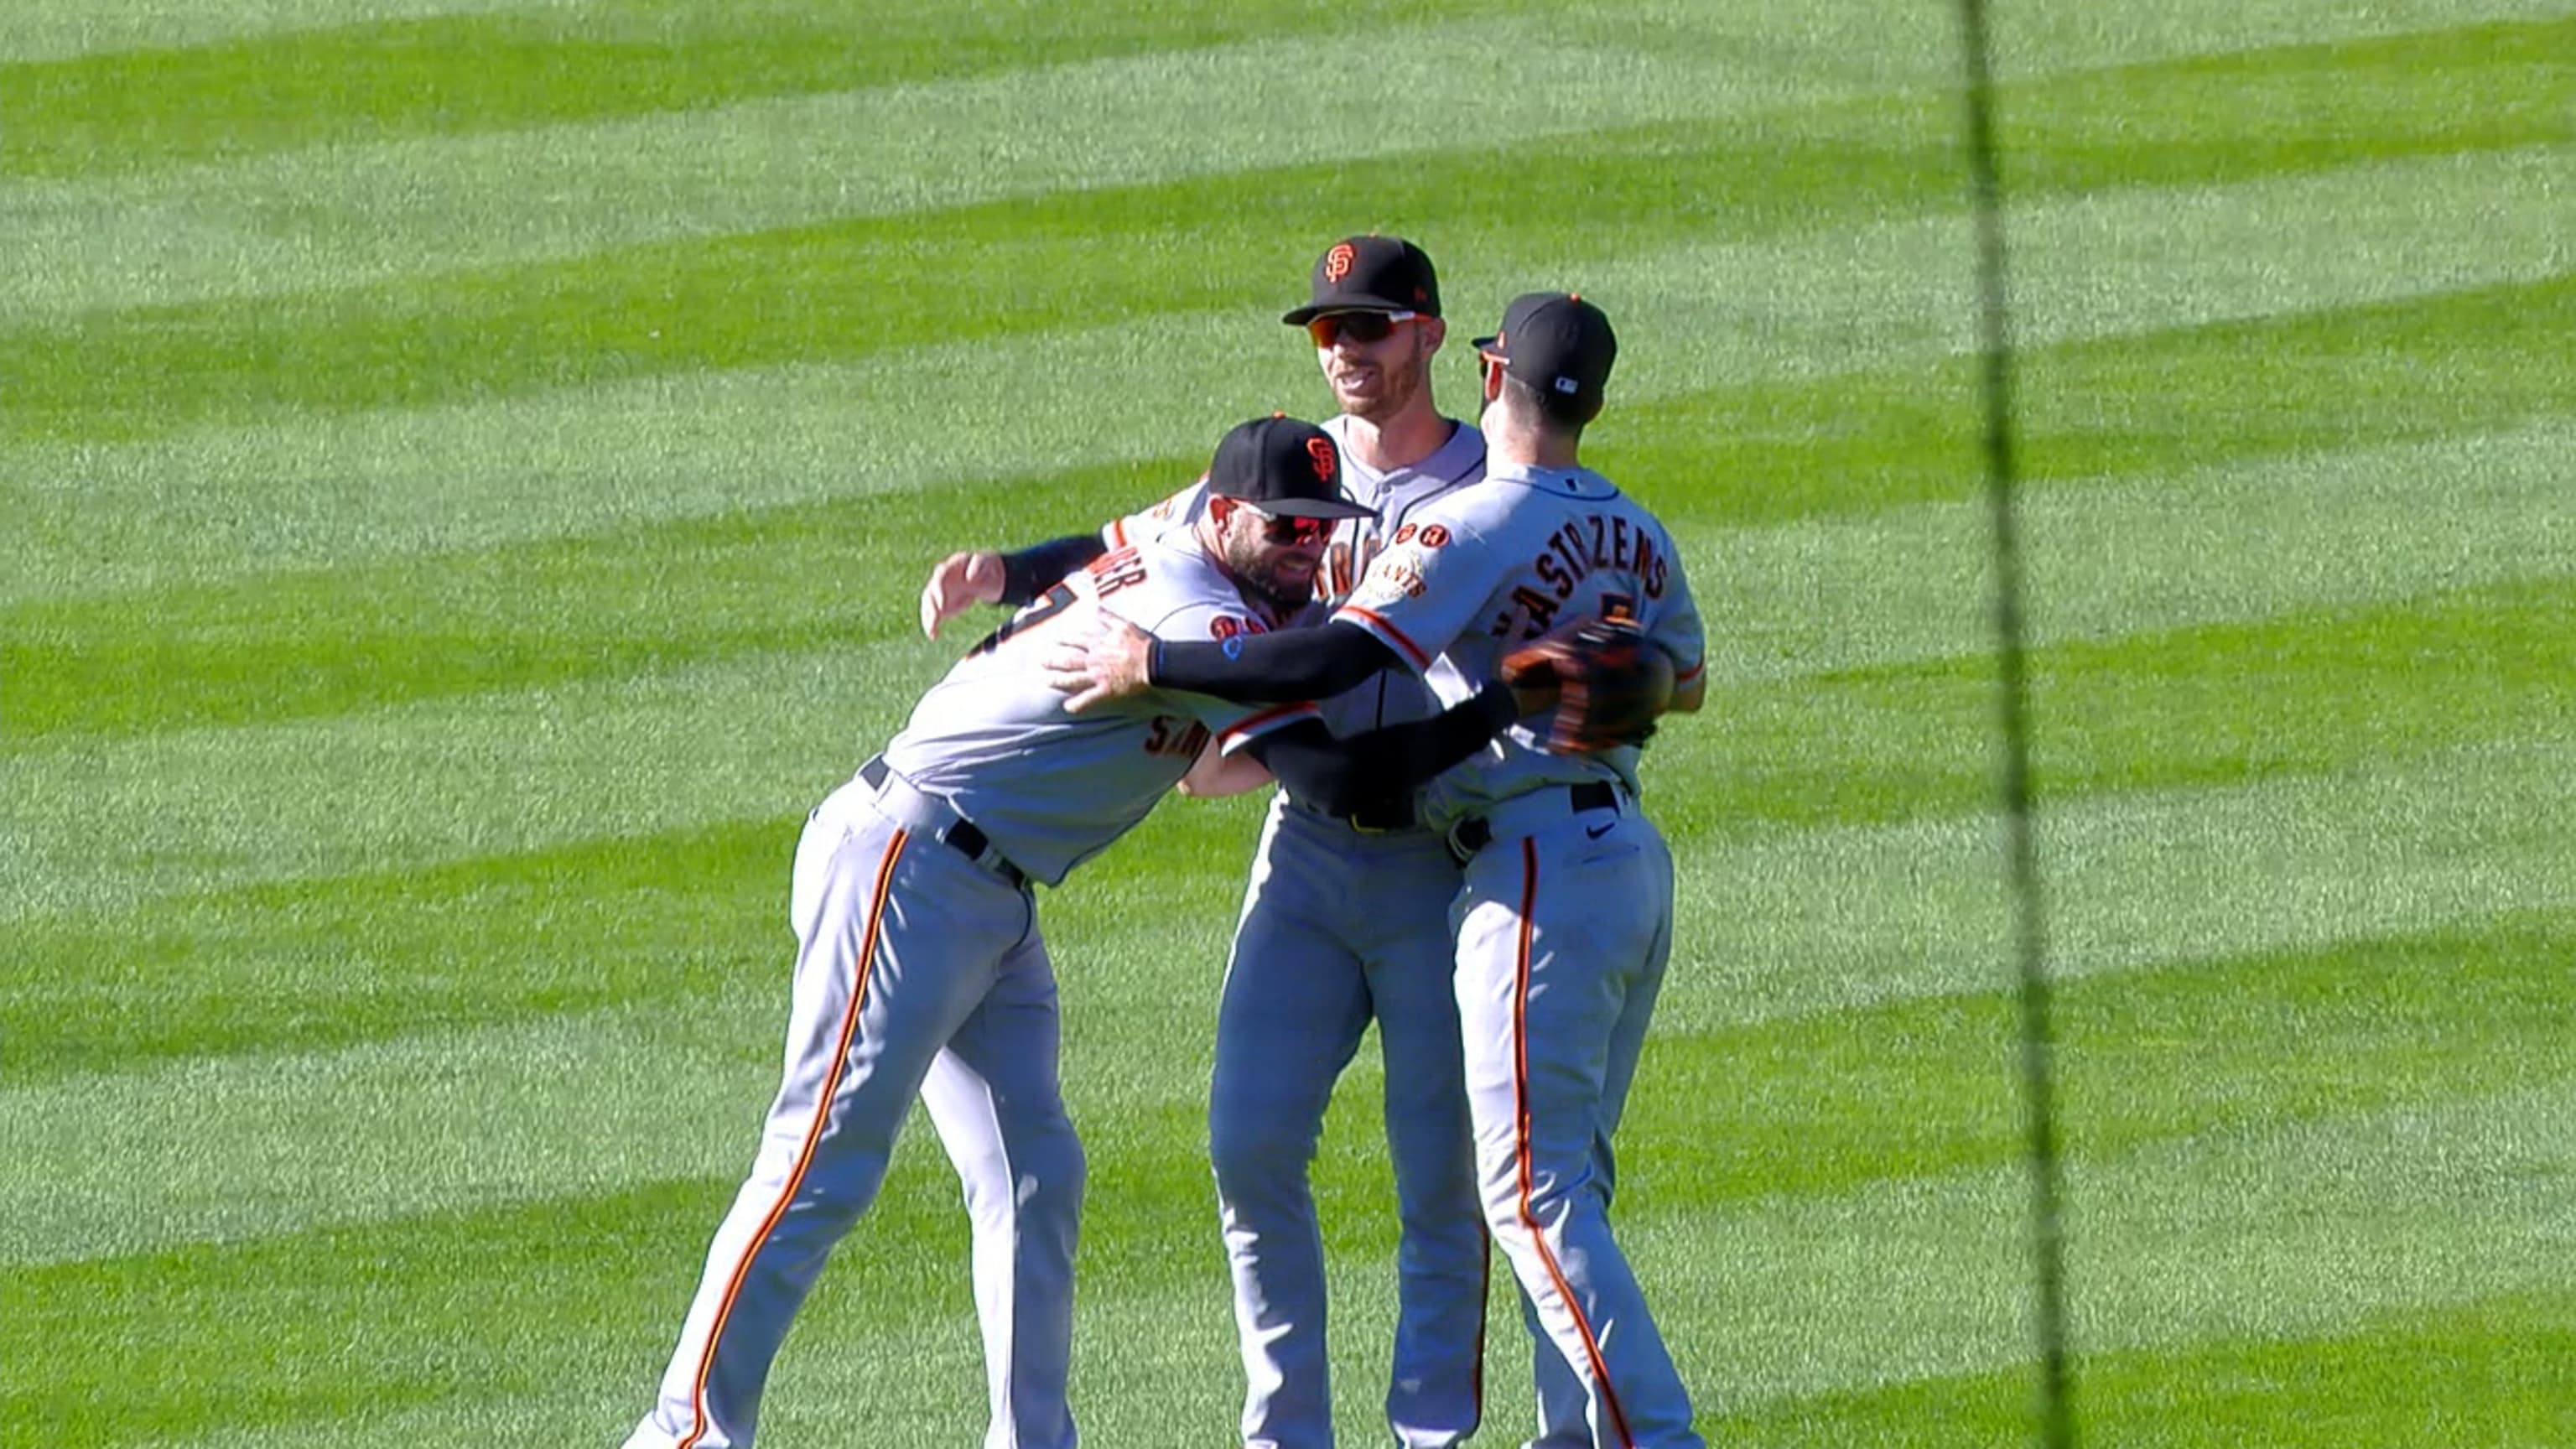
[
  {"x1": 1305, "y1": 436, "x2": 1337, "y2": 483},
  {"x1": 1322, "y1": 242, "x2": 1356, "y2": 283}
]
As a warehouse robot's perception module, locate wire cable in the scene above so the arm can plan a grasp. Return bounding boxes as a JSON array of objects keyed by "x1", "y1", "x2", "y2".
[{"x1": 1951, "y1": 0, "x2": 2077, "y2": 1443}]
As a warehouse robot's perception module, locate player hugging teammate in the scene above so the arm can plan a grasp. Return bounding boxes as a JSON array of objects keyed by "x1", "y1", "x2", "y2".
[{"x1": 623, "y1": 238, "x2": 1702, "y2": 1449}]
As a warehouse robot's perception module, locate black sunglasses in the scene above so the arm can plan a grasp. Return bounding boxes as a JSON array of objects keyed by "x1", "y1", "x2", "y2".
[
  {"x1": 1236, "y1": 503, "x2": 1333, "y2": 545},
  {"x1": 1306, "y1": 310, "x2": 1415, "y2": 348}
]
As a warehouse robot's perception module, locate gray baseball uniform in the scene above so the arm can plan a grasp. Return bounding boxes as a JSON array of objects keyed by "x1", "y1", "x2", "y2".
[
  {"x1": 624, "y1": 534, "x2": 1320, "y2": 1449},
  {"x1": 1336, "y1": 460, "x2": 1707, "y2": 1449},
  {"x1": 1109, "y1": 414, "x2": 1501, "y2": 1449}
]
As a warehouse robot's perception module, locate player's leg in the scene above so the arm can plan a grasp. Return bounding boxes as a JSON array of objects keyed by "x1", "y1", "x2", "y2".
[
  {"x1": 1360, "y1": 833, "x2": 1489, "y2": 1448},
  {"x1": 1520, "y1": 1280, "x2": 1593, "y2": 1449},
  {"x1": 1210, "y1": 802, "x2": 1376, "y2": 1449},
  {"x1": 1452, "y1": 820, "x2": 1698, "y2": 1449},
  {"x1": 626, "y1": 800, "x2": 1024, "y2": 1449},
  {"x1": 922, "y1": 926, "x2": 1085, "y2": 1449}
]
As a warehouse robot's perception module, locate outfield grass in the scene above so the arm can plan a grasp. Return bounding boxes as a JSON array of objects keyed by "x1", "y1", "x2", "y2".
[{"x1": 4, "y1": 1, "x2": 2571, "y2": 1445}]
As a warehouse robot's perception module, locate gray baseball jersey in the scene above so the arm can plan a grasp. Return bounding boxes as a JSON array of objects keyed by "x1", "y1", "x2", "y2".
[
  {"x1": 1333, "y1": 460, "x2": 1706, "y2": 834},
  {"x1": 883, "y1": 534, "x2": 1320, "y2": 886},
  {"x1": 1105, "y1": 420, "x2": 1514, "y2": 1448},
  {"x1": 1334, "y1": 457, "x2": 1711, "y2": 1446}
]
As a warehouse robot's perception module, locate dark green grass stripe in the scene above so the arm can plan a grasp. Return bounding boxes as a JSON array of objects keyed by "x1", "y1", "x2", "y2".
[
  {"x1": 8, "y1": 280, "x2": 2568, "y2": 749},
  {"x1": 3, "y1": 1175, "x2": 935, "y2": 1443},
  {"x1": 1711, "y1": 1289, "x2": 2576, "y2": 1447},
  {"x1": 9, "y1": 18, "x2": 2566, "y2": 443},
  {"x1": 1650, "y1": 908, "x2": 2576, "y2": 1205},
  {"x1": 1601, "y1": 271, "x2": 2575, "y2": 528},
  {"x1": 0, "y1": 0, "x2": 1537, "y2": 180},
  {"x1": 1700, "y1": 574, "x2": 2576, "y2": 832}
]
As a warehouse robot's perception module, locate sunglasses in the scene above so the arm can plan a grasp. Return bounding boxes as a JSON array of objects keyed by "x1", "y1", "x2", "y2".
[
  {"x1": 1231, "y1": 501, "x2": 1333, "y2": 545},
  {"x1": 1306, "y1": 309, "x2": 1416, "y2": 348}
]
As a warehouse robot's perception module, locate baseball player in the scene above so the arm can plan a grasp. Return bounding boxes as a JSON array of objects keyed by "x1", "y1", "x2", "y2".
[
  {"x1": 1049, "y1": 293, "x2": 1709, "y2": 1448},
  {"x1": 622, "y1": 415, "x2": 1553, "y2": 1449},
  {"x1": 922, "y1": 236, "x2": 1504, "y2": 1449}
]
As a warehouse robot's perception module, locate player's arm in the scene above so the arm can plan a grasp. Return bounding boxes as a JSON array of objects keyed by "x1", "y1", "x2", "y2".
[
  {"x1": 919, "y1": 535, "x2": 1109, "y2": 638},
  {"x1": 1647, "y1": 537, "x2": 1709, "y2": 714},
  {"x1": 1150, "y1": 621, "x2": 1401, "y2": 704},
  {"x1": 1238, "y1": 677, "x2": 1543, "y2": 819},
  {"x1": 1176, "y1": 738, "x2": 1275, "y2": 798},
  {"x1": 1667, "y1": 667, "x2": 1707, "y2": 714}
]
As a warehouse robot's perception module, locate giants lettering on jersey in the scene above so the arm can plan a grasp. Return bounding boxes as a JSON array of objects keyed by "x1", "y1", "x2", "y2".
[{"x1": 1497, "y1": 512, "x2": 1668, "y2": 638}]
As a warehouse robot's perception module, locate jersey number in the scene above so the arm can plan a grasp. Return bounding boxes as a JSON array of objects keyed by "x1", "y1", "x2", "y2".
[{"x1": 969, "y1": 583, "x2": 1075, "y2": 657}]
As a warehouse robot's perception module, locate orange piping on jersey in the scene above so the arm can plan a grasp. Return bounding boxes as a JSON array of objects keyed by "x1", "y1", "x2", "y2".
[
  {"x1": 1108, "y1": 519, "x2": 1130, "y2": 548},
  {"x1": 1216, "y1": 701, "x2": 1321, "y2": 747},
  {"x1": 1672, "y1": 657, "x2": 1705, "y2": 685},
  {"x1": 1512, "y1": 838, "x2": 1638, "y2": 1449},
  {"x1": 1336, "y1": 605, "x2": 1431, "y2": 670},
  {"x1": 678, "y1": 829, "x2": 909, "y2": 1449}
]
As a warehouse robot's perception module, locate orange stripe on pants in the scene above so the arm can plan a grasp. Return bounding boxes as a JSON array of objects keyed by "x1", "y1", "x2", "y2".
[
  {"x1": 1512, "y1": 836, "x2": 1636, "y2": 1449},
  {"x1": 678, "y1": 829, "x2": 908, "y2": 1449}
]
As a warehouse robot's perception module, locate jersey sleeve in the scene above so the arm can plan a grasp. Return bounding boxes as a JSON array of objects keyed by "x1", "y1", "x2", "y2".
[
  {"x1": 1648, "y1": 537, "x2": 1706, "y2": 691},
  {"x1": 1126, "y1": 599, "x2": 1322, "y2": 754},
  {"x1": 1329, "y1": 509, "x2": 1506, "y2": 677},
  {"x1": 1104, "y1": 475, "x2": 1210, "y2": 551}
]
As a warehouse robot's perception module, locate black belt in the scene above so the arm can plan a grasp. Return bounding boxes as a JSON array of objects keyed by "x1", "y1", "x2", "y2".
[
  {"x1": 859, "y1": 757, "x2": 1027, "y2": 888},
  {"x1": 1449, "y1": 782, "x2": 1620, "y2": 859},
  {"x1": 1343, "y1": 797, "x2": 1419, "y2": 834}
]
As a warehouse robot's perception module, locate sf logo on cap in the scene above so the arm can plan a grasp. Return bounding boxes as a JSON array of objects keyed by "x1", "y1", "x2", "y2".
[
  {"x1": 1323, "y1": 242, "x2": 1356, "y2": 283},
  {"x1": 1306, "y1": 437, "x2": 1337, "y2": 483}
]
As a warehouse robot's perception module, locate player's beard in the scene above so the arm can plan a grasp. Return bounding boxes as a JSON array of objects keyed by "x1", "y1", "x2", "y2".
[
  {"x1": 1333, "y1": 333, "x2": 1431, "y2": 425},
  {"x1": 1223, "y1": 531, "x2": 1321, "y2": 616}
]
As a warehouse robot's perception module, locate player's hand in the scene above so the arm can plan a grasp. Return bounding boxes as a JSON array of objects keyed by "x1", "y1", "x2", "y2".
[
  {"x1": 919, "y1": 551, "x2": 1007, "y2": 639},
  {"x1": 1044, "y1": 615, "x2": 1155, "y2": 713}
]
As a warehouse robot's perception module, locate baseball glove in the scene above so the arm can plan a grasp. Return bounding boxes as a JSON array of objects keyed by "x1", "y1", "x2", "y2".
[{"x1": 1500, "y1": 616, "x2": 1675, "y2": 752}]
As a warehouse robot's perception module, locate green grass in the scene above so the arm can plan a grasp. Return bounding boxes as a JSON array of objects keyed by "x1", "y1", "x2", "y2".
[{"x1": 4, "y1": 0, "x2": 2569, "y2": 1445}]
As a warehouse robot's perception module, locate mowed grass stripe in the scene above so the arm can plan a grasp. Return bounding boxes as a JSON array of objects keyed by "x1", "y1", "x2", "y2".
[
  {"x1": 0, "y1": 7, "x2": 1855, "y2": 321},
  {"x1": 1707, "y1": 1291, "x2": 2575, "y2": 1447},
  {"x1": 0, "y1": 791, "x2": 1267, "y2": 1085},
  {"x1": 16, "y1": 1070, "x2": 2572, "y2": 1441},
  {"x1": 11, "y1": 21, "x2": 2568, "y2": 435},
  {"x1": 1663, "y1": 731, "x2": 2576, "y2": 1033},
  {"x1": 0, "y1": 0, "x2": 1547, "y2": 179},
  {"x1": 0, "y1": 0, "x2": 532, "y2": 65},
  {"x1": 9, "y1": 157, "x2": 2566, "y2": 607}
]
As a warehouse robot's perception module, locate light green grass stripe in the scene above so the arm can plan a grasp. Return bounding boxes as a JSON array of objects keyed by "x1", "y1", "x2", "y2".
[
  {"x1": 1696, "y1": 417, "x2": 2576, "y2": 685},
  {"x1": 0, "y1": 0, "x2": 553, "y2": 65},
  {"x1": 8, "y1": 148, "x2": 2563, "y2": 603},
  {"x1": 1623, "y1": 1080, "x2": 2576, "y2": 1409},
  {"x1": 1662, "y1": 734, "x2": 2575, "y2": 1036},
  {"x1": 0, "y1": 638, "x2": 919, "y2": 922},
  {"x1": 0, "y1": 10, "x2": 1849, "y2": 320}
]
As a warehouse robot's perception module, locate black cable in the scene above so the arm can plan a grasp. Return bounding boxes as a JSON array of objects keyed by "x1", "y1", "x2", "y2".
[{"x1": 1952, "y1": 0, "x2": 2076, "y2": 1444}]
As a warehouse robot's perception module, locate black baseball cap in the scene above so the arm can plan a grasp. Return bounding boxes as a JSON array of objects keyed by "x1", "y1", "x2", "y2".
[
  {"x1": 1280, "y1": 235, "x2": 1442, "y2": 325},
  {"x1": 1206, "y1": 416, "x2": 1378, "y2": 520},
  {"x1": 1475, "y1": 292, "x2": 1618, "y2": 414}
]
